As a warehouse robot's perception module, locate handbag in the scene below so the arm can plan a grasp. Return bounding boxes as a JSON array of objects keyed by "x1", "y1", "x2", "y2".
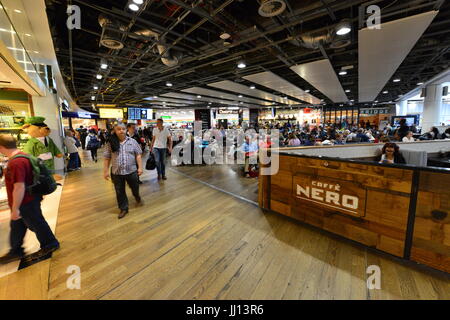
[{"x1": 146, "y1": 152, "x2": 156, "y2": 170}]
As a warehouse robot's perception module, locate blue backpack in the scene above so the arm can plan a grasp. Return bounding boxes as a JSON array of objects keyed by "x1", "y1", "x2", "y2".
[{"x1": 87, "y1": 135, "x2": 100, "y2": 150}]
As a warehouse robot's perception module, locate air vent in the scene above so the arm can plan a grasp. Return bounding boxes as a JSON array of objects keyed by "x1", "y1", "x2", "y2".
[
  {"x1": 258, "y1": 0, "x2": 286, "y2": 17},
  {"x1": 98, "y1": 14, "x2": 124, "y2": 50}
]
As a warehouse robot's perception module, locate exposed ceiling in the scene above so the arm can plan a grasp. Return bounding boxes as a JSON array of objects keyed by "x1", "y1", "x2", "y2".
[{"x1": 44, "y1": 0, "x2": 450, "y2": 112}]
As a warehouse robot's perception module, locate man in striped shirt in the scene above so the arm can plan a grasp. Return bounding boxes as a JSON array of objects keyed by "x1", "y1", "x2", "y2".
[{"x1": 104, "y1": 124, "x2": 143, "y2": 219}]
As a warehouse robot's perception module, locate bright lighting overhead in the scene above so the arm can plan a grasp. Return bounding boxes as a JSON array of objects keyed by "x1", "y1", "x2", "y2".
[
  {"x1": 304, "y1": 89, "x2": 310, "y2": 93},
  {"x1": 129, "y1": 4, "x2": 140, "y2": 11},
  {"x1": 93, "y1": 86, "x2": 98, "y2": 90},
  {"x1": 345, "y1": 89, "x2": 350, "y2": 93},
  {"x1": 393, "y1": 78, "x2": 401, "y2": 82},
  {"x1": 417, "y1": 82, "x2": 424, "y2": 85},
  {"x1": 96, "y1": 74, "x2": 102, "y2": 79},
  {"x1": 166, "y1": 81, "x2": 173, "y2": 87},
  {"x1": 133, "y1": 0, "x2": 144, "y2": 4},
  {"x1": 101, "y1": 63, "x2": 108, "y2": 69},
  {"x1": 382, "y1": 91, "x2": 388, "y2": 94},
  {"x1": 33, "y1": 51, "x2": 39, "y2": 54},
  {"x1": 153, "y1": 95, "x2": 158, "y2": 98},
  {"x1": 238, "y1": 94, "x2": 243, "y2": 98},
  {"x1": 14, "y1": 9, "x2": 22, "y2": 13},
  {"x1": 91, "y1": 96, "x2": 96, "y2": 100},
  {"x1": 338, "y1": 70, "x2": 347, "y2": 76},
  {"x1": 249, "y1": 85, "x2": 255, "y2": 89},
  {"x1": 25, "y1": 33, "x2": 31, "y2": 37},
  {"x1": 336, "y1": 27, "x2": 351, "y2": 35},
  {"x1": 237, "y1": 61, "x2": 246, "y2": 69}
]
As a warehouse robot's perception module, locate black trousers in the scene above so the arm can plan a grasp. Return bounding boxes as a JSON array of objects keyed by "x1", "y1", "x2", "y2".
[
  {"x1": 111, "y1": 171, "x2": 140, "y2": 211},
  {"x1": 10, "y1": 197, "x2": 59, "y2": 255},
  {"x1": 90, "y1": 148, "x2": 98, "y2": 161}
]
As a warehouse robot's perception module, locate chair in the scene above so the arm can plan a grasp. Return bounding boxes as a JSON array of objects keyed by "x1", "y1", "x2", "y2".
[{"x1": 400, "y1": 149, "x2": 428, "y2": 167}]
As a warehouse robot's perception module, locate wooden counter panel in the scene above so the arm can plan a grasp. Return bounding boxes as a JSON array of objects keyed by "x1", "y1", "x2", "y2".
[
  {"x1": 266, "y1": 155, "x2": 413, "y2": 257},
  {"x1": 290, "y1": 157, "x2": 413, "y2": 194},
  {"x1": 411, "y1": 171, "x2": 450, "y2": 273}
]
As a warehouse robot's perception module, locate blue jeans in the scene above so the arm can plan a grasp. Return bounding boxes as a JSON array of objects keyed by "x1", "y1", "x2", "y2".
[
  {"x1": 154, "y1": 148, "x2": 167, "y2": 176},
  {"x1": 68, "y1": 152, "x2": 80, "y2": 170},
  {"x1": 10, "y1": 197, "x2": 59, "y2": 255}
]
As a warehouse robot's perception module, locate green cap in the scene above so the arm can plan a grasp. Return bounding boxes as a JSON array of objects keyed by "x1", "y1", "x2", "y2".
[{"x1": 24, "y1": 116, "x2": 47, "y2": 127}]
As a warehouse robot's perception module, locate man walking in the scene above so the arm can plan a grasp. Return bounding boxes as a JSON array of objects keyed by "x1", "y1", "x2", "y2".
[
  {"x1": 0, "y1": 135, "x2": 59, "y2": 264},
  {"x1": 150, "y1": 118, "x2": 172, "y2": 180},
  {"x1": 103, "y1": 124, "x2": 143, "y2": 219}
]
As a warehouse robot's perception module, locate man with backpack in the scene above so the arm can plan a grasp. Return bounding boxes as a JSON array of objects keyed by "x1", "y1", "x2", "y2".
[
  {"x1": 86, "y1": 129, "x2": 100, "y2": 162},
  {"x1": 0, "y1": 135, "x2": 59, "y2": 264}
]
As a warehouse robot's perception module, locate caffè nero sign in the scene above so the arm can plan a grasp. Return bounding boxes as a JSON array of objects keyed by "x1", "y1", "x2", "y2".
[{"x1": 294, "y1": 175, "x2": 366, "y2": 217}]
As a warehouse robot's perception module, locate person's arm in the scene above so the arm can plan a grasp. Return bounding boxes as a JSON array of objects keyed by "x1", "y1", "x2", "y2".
[
  {"x1": 167, "y1": 132, "x2": 173, "y2": 153},
  {"x1": 11, "y1": 182, "x2": 25, "y2": 221},
  {"x1": 103, "y1": 143, "x2": 112, "y2": 180},
  {"x1": 136, "y1": 153, "x2": 143, "y2": 176},
  {"x1": 150, "y1": 135, "x2": 156, "y2": 151}
]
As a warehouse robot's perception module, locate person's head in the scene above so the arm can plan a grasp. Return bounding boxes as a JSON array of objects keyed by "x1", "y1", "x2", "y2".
[
  {"x1": 113, "y1": 123, "x2": 127, "y2": 141},
  {"x1": 65, "y1": 130, "x2": 73, "y2": 137},
  {"x1": 89, "y1": 128, "x2": 97, "y2": 135},
  {"x1": 399, "y1": 119, "x2": 406, "y2": 125},
  {"x1": 157, "y1": 118, "x2": 164, "y2": 129},
  {"x1": 406, "y1": 131, "x2": 413, "y2": 138},
  {"x1": 126, "y1": 123, "x2": 136, "y2": 133},
  {"x1": 382, "y1": 142, "x2": 400, "y2": 156},
  {"x1": 0, "y1": 134, "x2": 18, "y2": 156}
]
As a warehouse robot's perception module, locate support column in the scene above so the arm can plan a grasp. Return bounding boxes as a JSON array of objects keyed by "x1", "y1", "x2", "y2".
[
  {"x1": 422, "y1": 84, "x2": 443, "y2": 130},
  {"x1": 396, "y1": 100, "x2": 407, "y2": 116}
]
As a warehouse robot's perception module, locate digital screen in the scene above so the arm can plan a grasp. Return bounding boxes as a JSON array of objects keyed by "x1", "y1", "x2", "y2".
[
  {"x1": 99, "y1": 108, "x2": 124, "y2": 119},
  {"x1": 392, "y1": 116, "x2": 418, "y2": 126},
  {"x1": 128, "y1": 108, "x2": 153, "y2": 120}
]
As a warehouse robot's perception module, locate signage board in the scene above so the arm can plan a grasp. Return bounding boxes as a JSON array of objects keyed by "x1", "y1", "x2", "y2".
[
  {"x1": 293, "y1": 174, "x2": 366, "y2": 217},
  {"x1": 99, "y1": 108, "x2": 124, "y2": 119}
]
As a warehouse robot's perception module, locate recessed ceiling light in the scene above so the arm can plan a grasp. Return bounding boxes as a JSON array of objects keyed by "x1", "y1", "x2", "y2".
[
  {"x1": 197, "y1": 95, "x2": 202, "y2": 98},
  {"x1": 382, "y1": 91, "x2": 388, "y2": 94},
  {"x1": 96, "y1": 74, "x2": 102, "y2": 79},
  {"x1": 249, "y1": 85, "x2": 255, "y2": 89},
  {"x1": 101, "y1": 63, "x2": 108, "y2": 69},
  {"x1": 238, "y1": 94, "x2": 243, "y2": 98},
  {"x1": 237, "y1": 61, "x2": 246, "y2": 69},
  {"x1": 345, "y1": 89, "x2": 350, "y2": 93},
  {"x1": 129, "y1": 4, "x2": 139, "y2": 11},
  {"x1": 374, "y1": 100, "x2": 378, "y2": 103},
  {"x1": 166, "y1": 81, "x2": 173, "y2": 87},
  {"x1": 338, "y1": 70, "x2": 347, "y2": 76},
  {"x1": 393, "y1": 78, "x2": 401, "y2": 82},
  {"x1": 153, "y1": 95, "x2": 158, "y2": 98},
  {"x1": 336, "y1": 19, "x2": 351, "y2": 35},
  {"x1": 25, "y1": 33, "x2": 31, "y2": 37},
  {"x1": 305, "y1": 89, "x2": 310, "y2": 93},
  {"x1": 91, "y1": 96, "x2": 95, "y2": 100},
  {"x1": 417, "y1": 82, "x2": 424, "y2": 85},
  {"x1": 133, "y1": 0, "x2": 144, "y2": 4},
  {"x1": 93, "y1": 86, "x2": 98, "y2": 90},
  {"x1": 14, "y1": 9, "x2": 22, "y2": 13}
]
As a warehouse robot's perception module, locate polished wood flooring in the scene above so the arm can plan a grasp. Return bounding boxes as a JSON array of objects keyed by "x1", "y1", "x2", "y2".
[{"x1": 0, "y1": 151, "x2": 449, "y2": 299}]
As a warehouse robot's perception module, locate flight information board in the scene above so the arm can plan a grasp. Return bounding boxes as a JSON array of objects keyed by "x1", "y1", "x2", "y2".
[{"x1": 127, "y1": 108, "x2": 153, "y2": 120}]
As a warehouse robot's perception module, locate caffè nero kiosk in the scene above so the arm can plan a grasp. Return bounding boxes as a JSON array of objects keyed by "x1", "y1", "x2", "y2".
[{"x1": 259, "y1": 140, "x2": 450, "y2": 273}]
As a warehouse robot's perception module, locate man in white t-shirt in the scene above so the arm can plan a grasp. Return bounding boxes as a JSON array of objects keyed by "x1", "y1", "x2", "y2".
[
  {"x1": 402, "y1": 131, "x2": 415, "y2": 143},
  {"x1": 151, "y1": 119, "x2": 173, "y2": 180}
]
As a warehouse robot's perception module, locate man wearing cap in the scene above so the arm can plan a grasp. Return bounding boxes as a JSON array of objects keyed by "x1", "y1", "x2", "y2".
[{"x1": 22, "y1": 116, "x2": 63, "y2": 172}]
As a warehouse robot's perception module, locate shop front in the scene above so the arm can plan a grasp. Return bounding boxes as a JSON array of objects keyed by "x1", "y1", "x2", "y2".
[{"x1": 62, "y1": 111, "x2": 106, "y2": 130}]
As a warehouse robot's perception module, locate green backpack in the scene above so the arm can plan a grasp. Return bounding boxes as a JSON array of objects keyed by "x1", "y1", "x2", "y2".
[{"x1": 11, "y1": 154, "x2": 58, "y2": 196}]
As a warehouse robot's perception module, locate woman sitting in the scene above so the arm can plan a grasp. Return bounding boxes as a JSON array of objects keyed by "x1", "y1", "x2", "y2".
[
  {"x1": 377, "y1": 142, "x2": 406, "y2": 164},
  {"x1": 287, "y1": 133, "x2": 301, "y2": 147}
]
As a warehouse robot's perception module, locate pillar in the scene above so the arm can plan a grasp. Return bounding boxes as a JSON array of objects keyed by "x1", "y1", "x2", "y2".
[
  {"x1": 395, "y1": 100, "x2": 407, "y2": 116},
  {"x1": 422, "y1": 84, "x2": 443, "y2": 130}
]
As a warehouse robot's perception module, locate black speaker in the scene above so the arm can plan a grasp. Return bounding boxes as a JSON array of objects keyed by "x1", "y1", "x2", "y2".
[
  {"x1": 443, "y1": 86, "x2": 448, "y2": 96},
  {"x1": 420, "y1": 88, "x2": 426, "y2": 98}
]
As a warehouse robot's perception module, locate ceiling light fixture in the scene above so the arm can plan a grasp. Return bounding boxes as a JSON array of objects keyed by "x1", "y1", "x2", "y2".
[
  {"x1": 417, "y1": 82, "x2": 424, "y2": 85},
  {"x1": 336, "y1": 19, "x2": 351, "y2": 35},
  {"x1": 305, "y1": 89, "x2": 310, "y2": 93},
  {"x1": 166, "y1": 81, "x2": 173, "y2": 87},
  {"x1": 249, "y1": 85, "x2": 255, "y2": 89},
  {"x1": 237, "y1": 60, "x2": 246, "y2": 69},
  {"x1": 100, "y1": 62, "x2": 108, "y2": 69},
  {"x1": 393, "y1": 78, "x2": 401, "y2": 82},
  {"x1": 133, "y1": 0, "x2": 144, "y2": 4},
  {"x1": 91, "y1": 96, "x2": 96, "y2": 100},
  {"x1": 93, "y1": 86, "x2": 98, "y2": 90},
  {"x1": 382, "y1": 90, "x2": 388, "y2": 94},
  {"x1": 338, "y1": 70, "x2": 347, "y2": 76},
  {"x1": 345, "y1": 89, "x2": 350, "y2": 93},
  {"x1": 129, "y1": 3, "x2": 140, "y2": 11},
  {"x1": 96, "y1": 74, "x2": 102, "y2": 80},
  {"x1": 153, "y1": 95, "x2": 158, "y2": 98},
  {"x1": 220, "y1": 32, "x2": 231, "y2": 40},
  {"x1": 14, "y1": 9, "x2": 22, "y2": 13},
  {"x1": 197, "y1": 95, "x2": 202, "y2": 98},
  {"x1": 238, "y1": 94, "x2": 243, "y2": 98}
]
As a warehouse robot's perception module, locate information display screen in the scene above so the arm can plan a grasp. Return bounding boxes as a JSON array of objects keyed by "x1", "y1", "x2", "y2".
[
  {"x1": 99, "y1": 108, "x2": 124, "y2": 119},
  {"x1": 127, "y1": 108, "x2": 153, "y2": 120}
]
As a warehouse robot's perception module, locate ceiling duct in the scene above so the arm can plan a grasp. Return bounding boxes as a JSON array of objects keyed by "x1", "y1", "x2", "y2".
[
  {"x1": 98, "y1": 14, "x2": 125, "y2": 50},
  {"x1": 134, "y1": 30, "x2": 182, "y2": 67},
  {"x1": 258, "y1": 0, "x2": 286, "y2": 17}
]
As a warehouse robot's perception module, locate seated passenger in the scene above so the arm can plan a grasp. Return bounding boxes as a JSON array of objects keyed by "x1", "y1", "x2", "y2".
[
  {"x1": 402, "y1": 131, "x2": 415, "y2": 142},
  {"x1": 356, "y1": 128, "x2": 370, "y2": 142},
  {"x1": 287, "y1": 133, "x2": 301, "y2": 147},
  {"x1": 377, "y1": 142, "x2": 406, "y2": 164},
  {"x1": 334, "y1": 134, "x2": 345, "y2": 145}
]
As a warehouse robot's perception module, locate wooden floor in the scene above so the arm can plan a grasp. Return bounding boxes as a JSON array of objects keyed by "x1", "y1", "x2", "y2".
[{"x1": 0, "y1": 151, "x2": 449, "y2": 300}]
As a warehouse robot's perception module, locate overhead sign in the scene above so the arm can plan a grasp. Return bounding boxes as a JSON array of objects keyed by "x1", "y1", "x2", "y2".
[
  {"x1": 294, "y1": 174, "x2": 366, "y2": 217},
  {"x1": 99, "y1": 108, "x2": 124, "y2": 119},
  {"x1": 77, "y1": 112, "x2": 92, "y2": 119},
  {"x1": 218, "y1": 109, "x2": 239, "y2": 114}
]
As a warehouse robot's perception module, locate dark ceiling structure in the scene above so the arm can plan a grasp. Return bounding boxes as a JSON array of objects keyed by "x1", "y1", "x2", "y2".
[{"x1": 45, "y1": 0, "x2": 450, "y2": 112}]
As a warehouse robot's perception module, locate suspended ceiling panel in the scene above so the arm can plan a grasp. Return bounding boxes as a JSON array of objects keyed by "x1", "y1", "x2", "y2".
[
  {"x1": 208, "y1": 80, "x2": 298, "y2": 105},
  {"x1": 290, "y1": 59, "x2": 348, "y2": 103},
  {"x1": 144, "y1": 97, "x2": 198, "y2": 105},
  {"x1": 358, "y1": 10, "x2": 438, "y2": 102},
  {"x1": 162, "y1": 92, "x2": 254, "y2": 108},
  {"x1": 182, "y1": 87, "x2": 272, "y2": 106},
  {"x1": 243, "y1": 71, "x2": 322, "y2": 105}
]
